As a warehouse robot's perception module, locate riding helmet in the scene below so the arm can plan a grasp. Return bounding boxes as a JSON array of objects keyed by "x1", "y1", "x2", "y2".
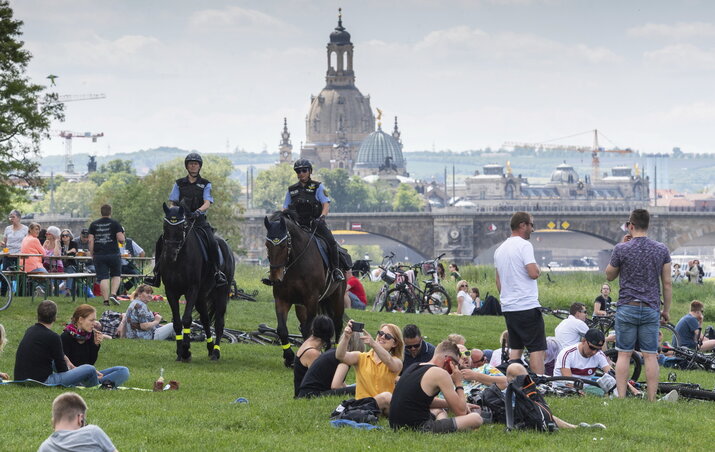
[
  {"x1": 293, "y1": 159, "x2": 312, "y2": 173},
  {"x1": 185, "y1": 152, "x2": 203, "y2": 169}
]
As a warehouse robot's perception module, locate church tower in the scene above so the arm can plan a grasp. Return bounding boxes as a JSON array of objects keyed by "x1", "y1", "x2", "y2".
[
  {"x1": 278, "y1": 118, "x2": 293, "y2": 164},
  {"x1": 301, "y1": 9, "x2": 375, "y2": 172}
]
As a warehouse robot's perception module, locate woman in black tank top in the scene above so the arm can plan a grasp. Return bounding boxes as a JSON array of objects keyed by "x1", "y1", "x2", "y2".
[{"x1": 293, "y1": 316, "x2": 335, "y2": 397}]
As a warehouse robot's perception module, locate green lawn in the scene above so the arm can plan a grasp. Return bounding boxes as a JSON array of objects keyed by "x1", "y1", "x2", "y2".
[{"x1": 1, "y1": 267, "x2": 714, "y2": 451}]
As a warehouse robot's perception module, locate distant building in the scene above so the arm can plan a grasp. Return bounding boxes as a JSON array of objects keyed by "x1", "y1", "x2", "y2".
[
  {"x1": 354, "y1": 116, "x2": 407, "y2": 177},
  {"x1": 278, "y1": 118, "x2": 293, "y2": 164}
]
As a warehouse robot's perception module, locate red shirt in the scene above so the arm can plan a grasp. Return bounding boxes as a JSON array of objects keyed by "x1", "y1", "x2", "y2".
[{"x1": 347, "y1": 276, "x2": 367, "y2": 305}]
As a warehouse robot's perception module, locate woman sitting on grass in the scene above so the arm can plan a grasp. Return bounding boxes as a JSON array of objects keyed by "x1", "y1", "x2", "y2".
[
  {"x1": 61, "y1": 304, "x2": 130, "y2": 387},
  {"x1": 336, "y1": 321, "x2": 404, "y2": 413},
  {"x1": 293, "y1": 315, "x2": 335, "y2": 397},
  {"x1": 119, "y1": 284, "x2": 174, "y2": 340},
  {"x1": 0, "y1": 323, "x2": 9, "y2": 381},
  {"x1": 297, "y1": 332, "x2": 364, "y2": 398}
]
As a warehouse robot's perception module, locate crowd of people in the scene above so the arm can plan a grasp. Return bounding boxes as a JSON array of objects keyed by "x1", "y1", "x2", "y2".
[{"x1": 1, "y1": 205, "x2": 147, "y2": 304}]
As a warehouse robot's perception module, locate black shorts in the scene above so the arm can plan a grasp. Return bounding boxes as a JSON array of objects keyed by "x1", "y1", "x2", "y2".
[
  {"x1": 504, "y1": 307, "x2": 547, "y2": 352},
  {"x1": 420, "y1": 414, "x2": 457, "y2": 434},
  {"x1": 93, "y1": 254, "x2": 121, "y2": 281}
]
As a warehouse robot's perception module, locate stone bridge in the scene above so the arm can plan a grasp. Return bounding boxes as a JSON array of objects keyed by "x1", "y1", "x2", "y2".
[{"x1": 240, "y1": 207, "x2": 715, "y2": 265}]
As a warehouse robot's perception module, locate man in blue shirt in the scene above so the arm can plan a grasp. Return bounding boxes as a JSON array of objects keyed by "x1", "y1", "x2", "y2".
[
  {"x1": 281, "y1": 159, "x2": 344, "y2": 282},
  {"x1": 146, "y1": 153, "x2": 226, "y2": 287},
  {"x1": 401, "y1": 324, "x2": 435, "y2": 375},
  {"x1": 675, "y1": 300, "x2": 715, "y2": 351}
]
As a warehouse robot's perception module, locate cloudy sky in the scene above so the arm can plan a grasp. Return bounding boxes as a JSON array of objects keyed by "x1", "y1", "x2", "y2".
[{"x1": 12, "y1": 0, "x2": 715, "y2": 157}]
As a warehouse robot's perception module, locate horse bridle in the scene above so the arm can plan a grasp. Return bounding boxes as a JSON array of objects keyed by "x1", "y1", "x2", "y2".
[
  {"x1": 163, "y1": 216, "x2": 196, "y2": 260},
  {"x1": 265, "y1": 220, "x2": 318, "y2": 273}
]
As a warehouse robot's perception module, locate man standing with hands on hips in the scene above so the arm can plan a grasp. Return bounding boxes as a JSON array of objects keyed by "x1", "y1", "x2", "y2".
[
  {"x1": 606, "y1": 208, "x2": 671, "y2": 401},
  {"x1": 494, "y1": 211, "x2": 545, "y2": 375}
]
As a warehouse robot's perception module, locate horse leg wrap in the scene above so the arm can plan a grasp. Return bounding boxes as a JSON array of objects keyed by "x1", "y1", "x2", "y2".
[
  {"x1": 176, "y1": 335, "x2": 183, "y2": 341},
  {"x1": 282, "y1": 343, "x2": 291, "y2": 350},
  {"x1": 206, "y1": 336, "x2": 213, "y2": 344},
  {"x1": 213, "y1": 345, "x2": 220, "y2": 351},
  {"x1": 183, "y1": 328, "x2": 191, "y2": 335}
]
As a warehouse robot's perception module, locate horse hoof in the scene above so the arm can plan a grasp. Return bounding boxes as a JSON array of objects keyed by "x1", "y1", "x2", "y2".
[
  {"x1": 175, "y1": 355, "x2": 182, "y2": 362},
  {"x1": 211, "y1": 351, "x2": 220, "y2": 361},
  {"x1": 181, "y1": 356, "x2": 192, "y2": 363},
  {"x1": 283, "y1": 359, "x2": 294, "y2": 368}
]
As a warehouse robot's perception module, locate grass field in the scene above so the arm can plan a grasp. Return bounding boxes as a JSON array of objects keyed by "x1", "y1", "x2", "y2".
[{"x1": 1, "y1": 266, "x2": 714, "y2": 451}]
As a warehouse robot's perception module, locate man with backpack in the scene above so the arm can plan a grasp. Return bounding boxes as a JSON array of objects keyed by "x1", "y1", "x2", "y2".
[{"x1": 389, "y1": 340, "x2": 482, "y2": 433}]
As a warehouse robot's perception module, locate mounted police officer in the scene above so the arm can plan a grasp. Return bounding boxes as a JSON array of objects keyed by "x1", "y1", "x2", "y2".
[
  {"x1": 145, "y1": 153, "x2": 227, "y2": 287},
  {"x1": 283, "y1": 159, "x2": 344, "y2": 282}
]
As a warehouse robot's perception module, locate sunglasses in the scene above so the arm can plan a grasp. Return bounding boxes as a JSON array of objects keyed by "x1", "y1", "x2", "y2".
[
  {"x1": 295, "y1": 168, "x2": 310, "y2": 174},
  {"x1": 625, "y1": 221, "x2": 631, "y2": 227},
  {"x1": 377, "y1": 330, "x2": 395, "y2": 341},
  {"x1": 61, "y1": 234, "x2": 70, "y2": 237},
  {"x1": 405, "y1": 341, "x2": 422, "y2": 350},
  {"x1": 460, "y1": 350, "x2": 471, "y2": 357},
  {"x1": 587, "y1": 343, "x2": 601, "y2": 351}
]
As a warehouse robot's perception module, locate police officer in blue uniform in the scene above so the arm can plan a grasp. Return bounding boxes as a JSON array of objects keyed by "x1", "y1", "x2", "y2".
[
  {"x1": 283, "y1": 159, "x2": 344, "y2": 282},
  {"x1": 145, "y1": 153, "x2": 227, "y2": 287}
]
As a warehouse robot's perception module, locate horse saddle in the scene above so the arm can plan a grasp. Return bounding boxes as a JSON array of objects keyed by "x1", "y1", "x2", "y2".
[
  {"x1": 312, "y1": 237, "x2": 351, "y2": 270},
  {"x1": 194, "y1": 228, "x2": 224, "y2": 267}
]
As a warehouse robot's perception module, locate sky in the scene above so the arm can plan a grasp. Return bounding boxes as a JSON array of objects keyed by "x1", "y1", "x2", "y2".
[{"x1": 11, "y1": 0, "x2": 715, "y2": 157}]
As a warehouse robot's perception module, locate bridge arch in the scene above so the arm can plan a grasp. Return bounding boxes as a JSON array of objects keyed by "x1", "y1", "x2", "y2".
[{"x1": 333, "y1": 230, "x2": 427, "y2": 262}]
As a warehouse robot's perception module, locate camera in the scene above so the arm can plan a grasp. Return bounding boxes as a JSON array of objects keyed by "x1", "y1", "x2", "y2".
[{"x1": 351, "y1": 321, "x2": 364, "y2": 332}]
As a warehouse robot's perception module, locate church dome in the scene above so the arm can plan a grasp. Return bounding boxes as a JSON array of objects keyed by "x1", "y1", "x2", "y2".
[
  {"x1": 330, "y1": 27, "x2": 351, "y2": 44},
  {"x1": 550, "y1": 163, "x2": 579, "y2": 184},
  {"x1": 354, "y1": 126, "x2": 405, "y2": 171}
]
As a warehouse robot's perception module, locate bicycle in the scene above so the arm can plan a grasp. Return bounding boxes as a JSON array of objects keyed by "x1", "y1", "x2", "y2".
[
  {"x1": 0, "y1": 271, "x2": 12, "y2": 312},
  {"x1": 384, "y1": 253, "x2": 451, "y2": 314},
  {"x1": 230, "y1": 280, "x2": 258, "y2": 301},
  {"x1": 661, "y1": 343, "x2": 715, "y2": 372},
  {"x1": 371, "y1": 252, "x2": 398, "y2": 312},
  {"x1": 250, "y1": 323, "x2": 305, "y2": 347}
]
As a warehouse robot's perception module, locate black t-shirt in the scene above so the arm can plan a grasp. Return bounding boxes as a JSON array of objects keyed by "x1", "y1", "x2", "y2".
[
  {"x1": 594, "y1": 295, "x2": 612, "y2": 315},
  {"x1": 61, "y1": 330, "x2": 100, "y2": 366},
  {"x1": 61, "y1": 240, "x2": 79, "y2": 267},
  {"x1": 14, "y1": 324, "x2": 68, "y2": 381},
  {"x1": 88, "y1": 217, "x2": 123, "y2": 255},
  {"x1": 298, "y1": 349, "x2": 342, "y2": 397},
  {"x1": 389, "y1": 363, "x2": 436, "y2": 429}
]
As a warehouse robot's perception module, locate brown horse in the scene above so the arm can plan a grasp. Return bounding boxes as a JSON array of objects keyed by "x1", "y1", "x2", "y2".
[{"x1": 264, "y1": 211, "x2": 345, "y2": 367}]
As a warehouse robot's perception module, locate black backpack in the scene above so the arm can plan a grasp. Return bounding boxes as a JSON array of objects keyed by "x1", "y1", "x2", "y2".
[
  {"x1": 505, "y1": 374, "x2": 557, "y2": 432},
  {"x1": 471, "y1": 384, "x2": 507, "y2": 424},
  {"x1": 330, "y1": 397, "x2": 381, "y2": 425}
]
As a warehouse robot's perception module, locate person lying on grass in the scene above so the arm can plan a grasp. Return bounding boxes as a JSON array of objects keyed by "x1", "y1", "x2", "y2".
[
  {"x1": 297, "y1": 332, "x2": 364, "y2": 398},
  {"x1": 389, "y1": 340, "x2": 483, "y2": 433},
  {"x1": 336, "y1": 320, "x2": 404, "y2": 415},
  {"x1": 293, "y1": 315, "x2": 334, "y2": 398}
]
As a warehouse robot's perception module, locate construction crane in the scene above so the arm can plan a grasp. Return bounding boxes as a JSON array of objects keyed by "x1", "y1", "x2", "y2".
[
  {"x1": 503, "y1": 129, "x2": 634, "y2": 182},
  {"x1": 58, "y1": 131, "x2": 104, "y2": 174}
]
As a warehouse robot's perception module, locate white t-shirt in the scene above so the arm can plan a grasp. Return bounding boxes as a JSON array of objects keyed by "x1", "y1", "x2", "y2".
[
  {"x1": 457, "y1": 290, "x2": 475, "y2": 315},
  {"x1": 554, "y1": 315, "x2": 589, "y2": 349},
  {"x1": 3, "y1": 224, "x2": 28, "y2": 253},
  {"x1": 493, "y1": 236, "x2": 539, "y2": 312},
  {"x1": 553, "y1": 344, "x2": 609, "y2": 379}
]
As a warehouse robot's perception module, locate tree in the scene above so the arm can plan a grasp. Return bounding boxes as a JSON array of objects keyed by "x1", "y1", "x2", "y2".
[
  {"x1": 33, "y1": 179, "x2": 98, "y2": 217},
  {"x1": 392, "y1": 183, "x2": 423, "y2": 212},
  {"x1": 252, "y1": 163, "x2": 295, "y2": 212},
  {"x1": 0, "y1": 1, "x2": 64, "y2": 208},
  {"x1": 87, "y1": 159, "x2": 135, "y2": 185}
]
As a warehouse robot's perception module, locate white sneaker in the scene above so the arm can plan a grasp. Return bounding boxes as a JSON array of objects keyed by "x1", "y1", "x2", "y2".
[
  {"x1": 660, "y1": 389, "x2": 679, "y2": 402},
  {"x1": 34, "y1": 286, "x2": 45, "y2": 298}
]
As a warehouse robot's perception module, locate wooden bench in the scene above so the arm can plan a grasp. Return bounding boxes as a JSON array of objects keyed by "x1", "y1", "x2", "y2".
[{"x1": 26, "y1": 272, "x2": 96, "y2": 302}]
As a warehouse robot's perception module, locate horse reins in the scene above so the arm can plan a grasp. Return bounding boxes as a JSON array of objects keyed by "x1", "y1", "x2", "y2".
[
  {"x1": 265, "y1": 219, "x2": 318, "y2": 272},
  {"x1": 163, "y1": 215, "x2": 197, "y2": 258}
]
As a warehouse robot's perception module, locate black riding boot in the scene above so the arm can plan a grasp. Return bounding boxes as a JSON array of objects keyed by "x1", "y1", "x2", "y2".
[
  {"x1": 145, "y1": 237, "x2": 163, "y2": 287},
  {"x1": 204, "y1": 226, "x2": 227, "y2": 287},
  {"x1": 315, "y1": 219, "x2": 344, "y2": 282}
]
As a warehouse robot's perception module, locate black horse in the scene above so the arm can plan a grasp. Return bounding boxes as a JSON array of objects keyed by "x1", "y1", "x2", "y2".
[
  {"x1": 264, "y1": 211, "x2": 345, "y2": 367},
  {"x1": 160, "y1": 203, "x2": 235, "y2": 362}
]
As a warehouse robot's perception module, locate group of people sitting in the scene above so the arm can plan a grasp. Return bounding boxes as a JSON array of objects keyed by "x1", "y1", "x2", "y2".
[
  {"x1": 291, "y1": 316, "x2": 610, "y2": 433},
  {"x1": 1, "y1": 208, "x2": 146, "y2": 300},
  {"x1": 0, "y1": 283, "x2": 179, "y2": 389}
]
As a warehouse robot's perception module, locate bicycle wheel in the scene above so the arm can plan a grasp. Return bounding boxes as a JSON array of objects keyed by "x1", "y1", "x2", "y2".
[
  {"x1": 385, "y1": 288, "x2": 411, "y2": 313},
  {"x1": 0, "y1": 272, "x2": 12, "y2": 312},
  {"x1": 220, "y1": 331, "x2": 239, "y2": 344},
  {"x1": 424, "y1": 286, "x2": 451, "y2": 315},
  {"x1": 604, "y1": 348, "x2": 642, "y2": 381},
  {"x1": 660, "y1": 323, "x2": 681, "y2": 348}
]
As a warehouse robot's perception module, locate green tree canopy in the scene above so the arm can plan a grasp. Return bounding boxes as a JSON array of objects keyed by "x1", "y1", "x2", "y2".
[
  {"x1": 392, "y1": 183, "x2": 423, "y2": 212},
  {"x1": 34, "y1": 179, "x2": 98, "y2": 217},
  {"x1": 87, "y1": 159, "x2": 135, "y2": 185},
  {"x1": 252, "y1": 163, "x2": 295, "y2": 212},
  {"x1": 0, "y1": 1, "x2": 64, "y2": 207}
]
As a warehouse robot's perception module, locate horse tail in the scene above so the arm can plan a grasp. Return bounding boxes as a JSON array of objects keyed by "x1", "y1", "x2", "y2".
[{"x1": 208, "y1": 237, "x2": 234, "y2": 323}]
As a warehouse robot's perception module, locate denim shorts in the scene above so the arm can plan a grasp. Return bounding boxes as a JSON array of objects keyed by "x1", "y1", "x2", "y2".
[{"x1": 615, "y1": 304, "x2": 660, "y2": 353}]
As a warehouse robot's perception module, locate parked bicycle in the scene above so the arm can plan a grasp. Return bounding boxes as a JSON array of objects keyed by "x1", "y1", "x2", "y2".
[
  {"x1": 0, "y1": 271, "x2": 12, "y2": 312},
  {"x1": 383, "y1": 253, "x2": 451, "y2": 314},
  {"x1": 371, "y1": 252, "x2": 398, "y2": 312},
  {"x1": 661, "y1": 342, "x2": 715, "y2": 372}
]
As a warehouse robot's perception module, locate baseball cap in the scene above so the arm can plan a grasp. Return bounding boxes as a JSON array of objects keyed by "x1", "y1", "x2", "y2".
[
  {"x1": 584, "y1": 328, "x2": 605, "y2": 347},
  {"x1": 81, "y1": 228, "x2": 89, "y2": 235}
]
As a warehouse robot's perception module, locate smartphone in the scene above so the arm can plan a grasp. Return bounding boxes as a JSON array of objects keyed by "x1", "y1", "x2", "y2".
[{"x1": 351, "y1": 321, "x2": 364, "y2": 332}]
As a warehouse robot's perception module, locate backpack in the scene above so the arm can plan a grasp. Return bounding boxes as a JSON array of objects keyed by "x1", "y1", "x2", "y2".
[
  {"x1": 330, "y1": 397, "x2": 381, "y2": 425},
  {"x1": 474, "y1": 293, "x2": 502, "y2": 316},
  {"x1": 505, "y1": 374, "x2": 557, "y2": 432},
  {"x1": 471, "y1": 384, "x2": 507, "y2": 424}
]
